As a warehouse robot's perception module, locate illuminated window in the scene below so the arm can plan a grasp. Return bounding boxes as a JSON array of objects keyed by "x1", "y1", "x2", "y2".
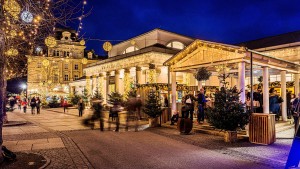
[
  {"x1": 64, "y1": 74, "x2": 69, "y2": 81},
  {"x1": 74, "y1": 75, "x2": 79, "y2": 80},
  {"x1": 166, "y1": 41, "x2": 185, "y2": 50},
  {"x1": 53, "y1": 50, "x2": 60, "y2": 56},
  {"x1": 122, "y1": 46, "x2": 139, "y2": 54},
  {"x1": 54, "y1": 74, "x2": 59, "y2": 83},
  {"x1": 64, "y1": 64, "x2": 68, "y2": 69},
  {"x1": 37, "y1": 62, "x2": 41, "y2": 68},
  {"x1": 64, "y1": 51, "x2": 70, "y2": 57},
  {"x1": 74, "y1": 64, "x2": 79, "y2": 70}
]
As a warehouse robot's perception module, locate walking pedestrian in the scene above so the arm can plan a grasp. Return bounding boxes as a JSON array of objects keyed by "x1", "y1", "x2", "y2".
[
  {"x1": 287, "y1": 91, "x2": 292, "y2": 119},
  {"x1": 30, "y1": 97, "x2": 37, "y2": 115},
  {"x1": 182, "y1": 91, "x2": 197, "y2": 121},
  {"x1": 63, "y1": 98, "x2": 67, "y2": 113},
  {"x1": 36, "y1": 97, "x2": 41, "y2": 114},
  {"x1": 292, "y1": 93, "x2": 300, "y2": 133},
  {"x1": 22, "y1": 98, "x2": 27, "y2": 113},
  {"x1": 109, "y1": 103, "x2": 121, "y2": 132},
  {"x1": 17, "y1": 99, "x2": 21, "y2": 110},
  {"x1": 269, "y1": 88, "x2": 280, "y2": 121},
  {"x1": 78, "y1": 98, "x2": 84, "y2": 117},
  {"x1": 197, "y1": 88, "x2": 207, "y2": 124}
]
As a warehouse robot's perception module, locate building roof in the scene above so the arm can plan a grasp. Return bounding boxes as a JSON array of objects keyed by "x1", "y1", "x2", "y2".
[
  {"x1": 54, "y1": 28, "x2": 79, "y2": 42},
  {"x1": 113, "y1": 28, "x2": 195, "y2": 47},
  {"x1": 239, "y1": 30, "x2": 300, "y2": 50},
  {"x1": 87, "y1": 43, "x2": 180, "y2": 68}
]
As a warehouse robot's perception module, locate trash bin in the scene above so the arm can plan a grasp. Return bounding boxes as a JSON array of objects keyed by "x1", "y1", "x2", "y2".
[{"x1": 249, "y1": 113, "x2": 276, "y2": 145}]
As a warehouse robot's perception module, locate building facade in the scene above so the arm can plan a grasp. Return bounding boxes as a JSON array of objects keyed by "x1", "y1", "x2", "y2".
[{"x1": 27, "y1": 29, "x2": 99, "y2": 97}]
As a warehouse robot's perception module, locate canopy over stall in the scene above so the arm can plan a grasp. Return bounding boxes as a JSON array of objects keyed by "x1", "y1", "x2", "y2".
[{"x1": 164, "y1": 39, "x2": 300, "y2": 121}]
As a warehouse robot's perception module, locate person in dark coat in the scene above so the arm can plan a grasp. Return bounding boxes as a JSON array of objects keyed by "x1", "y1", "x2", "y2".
[
  {"x1": 182, "y1": 91, "x2": 197, "y2": 121},
  {"x1": 36, "y1": 97, "x2": 41, "y2": 114},
  {"x1": 197, "y1": 88, "x2": 207, "y2": 124},
  {"x1": 77, "y1": 98, "x2": 85, "y2": 117},
  {"x1": 30, "y1": 97, "x2": 36, "y2": 115},
  {"x1": 287, "y1": 91, "x2": 292, "y2": 119},
  {"x1": 269, "y1": 88, "x2": 280, "y2": 121},
  {"x1": 292, "y1": 93, "x2": 300, "y2": 132}
]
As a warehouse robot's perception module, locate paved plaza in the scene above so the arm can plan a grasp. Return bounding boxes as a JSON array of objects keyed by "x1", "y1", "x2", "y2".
[{"x1": 2, "y1": 108, "x2": 295, "y2": 168}]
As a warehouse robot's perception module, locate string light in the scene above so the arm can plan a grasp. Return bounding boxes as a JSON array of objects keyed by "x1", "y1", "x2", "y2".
[{"x1": 77, "y1": 0, "x2": 87, "y2": 36}]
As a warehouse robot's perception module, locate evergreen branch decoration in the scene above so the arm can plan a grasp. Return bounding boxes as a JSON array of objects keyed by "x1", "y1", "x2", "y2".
[{"x1": 194, "y1": 67, "x2": 212, "y2": 81}]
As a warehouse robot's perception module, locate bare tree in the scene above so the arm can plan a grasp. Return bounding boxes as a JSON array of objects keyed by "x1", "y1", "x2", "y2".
[{"x1": 0, "y1": 0, "x2": 88, "y2": 160}]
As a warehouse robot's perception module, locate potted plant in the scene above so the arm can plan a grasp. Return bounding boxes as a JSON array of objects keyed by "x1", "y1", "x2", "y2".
[
  {"x1": 206, "y1": 73, "x2": 249, "y2": 143},
  {"x1": 194, "y1": 67, "x2": 212, "y2": 89},
  {"x1": 143, "y1": 88, "x2": 162, "y2": 127}
]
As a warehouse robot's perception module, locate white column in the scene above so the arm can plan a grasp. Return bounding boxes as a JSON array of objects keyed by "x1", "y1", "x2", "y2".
[
  {"x1": 106, "y1": 72, "x2": 110, "y2": 103},
  {"x1": 197, "y1": 81, "x2": 202, "y2": 90},
  {"x1": 136, "y1": 66, "x2": 142, "y2": 84},
  {"x1": 115, "y1": 70, "x2": 120, "y2": 92},
  {"x1": 295, "y1": 73, "x2": 299, "y2": 96},
  {"x1": 281, "y1": 71, "x2": 287, "y2": 121},
  {"x1": 263, "y1": 67, "x2": 269, "y2": 114},
  {"x1": 171, "y1": 72, "x2": 177, "y2": 114},
  {"x1": 92, "y1": 75, "x2": 97, "y2": 95},
  {"x1": 124, "y1": 69, "x2": 130, "y2": 95},
  {"x1": 238, "y1": 62, "x2": 246, "y2": 103}
]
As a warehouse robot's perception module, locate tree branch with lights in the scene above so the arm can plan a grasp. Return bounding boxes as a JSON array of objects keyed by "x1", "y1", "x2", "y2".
[{"x1": 0, "y1": 0, "x2": 89, "y2": 161}]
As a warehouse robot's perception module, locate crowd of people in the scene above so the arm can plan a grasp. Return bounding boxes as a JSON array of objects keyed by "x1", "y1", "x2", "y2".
[{"x1": 8, "y1": 96, "x2": 41, "y2": 115}]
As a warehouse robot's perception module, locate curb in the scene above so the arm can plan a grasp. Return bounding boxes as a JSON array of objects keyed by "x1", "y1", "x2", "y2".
[
  {"x1": 36, "y1": 153, "x2": 51, "y2": 169},
  {"x1": 3, "y1": 121, "x2": 27, "y2": 127}
]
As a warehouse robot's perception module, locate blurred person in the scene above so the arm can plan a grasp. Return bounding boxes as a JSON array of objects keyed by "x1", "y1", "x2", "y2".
[
  {"x1": 22, "y1": 98, "x2": 27, "y2": 113},
  {"x1": 17, "y1": 99, "x2": 21, "y2": 110},
  {"x1": 63, "y1": 98, "x2": 68, "y2": 113},
  {"x1": 78, "y1": 98, "x2": 84, "y2": 117},
  {"x1": 292, "y1": 93, "x2": 300, "y2": 132},
  {"x1": 30, "y1": 97, "x2": 36, "y2": 115},
  {"x1": 36, "y1": 97, "x2": 41, "y2": 114}
]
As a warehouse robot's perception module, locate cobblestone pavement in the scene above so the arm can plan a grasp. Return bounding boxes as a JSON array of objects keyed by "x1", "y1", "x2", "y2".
[
  {"x1": 4, "y1": 108, "x2": 294, "y2": 169},
  {"x1": 4, "y1": 109, "x2": 93, "y2": 169},
  {"x1": 147, "y1": 127, "x2": 292, "y2": 168}
]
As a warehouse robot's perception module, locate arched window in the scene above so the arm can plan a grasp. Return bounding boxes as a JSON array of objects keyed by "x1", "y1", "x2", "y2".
[
  {"x1": 166, "y1": 41, "x2": 185, "y2": 50},
  {"x1": 123, "y1": 46, "x2": 139, "y2": 54}
]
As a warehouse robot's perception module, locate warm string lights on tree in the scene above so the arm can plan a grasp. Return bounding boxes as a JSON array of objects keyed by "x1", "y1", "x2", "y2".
[
  {"x1": 76, "y1": 0, "x2": 88, "y2": 36},
  {"x1": 0, "y1": 0, "x2": 87, "y2": 80}
]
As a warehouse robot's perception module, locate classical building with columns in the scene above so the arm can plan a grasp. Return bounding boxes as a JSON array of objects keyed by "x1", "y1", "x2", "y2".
[
  {"x1": 69, "y1": 29, "x2": 200, "y2": 101},
  {"x1": 70, "y1": 29, "x2": 300, "y2": 123},
  {"x1": 27, "y1": 28, "x2": 100, "y2": 97}
]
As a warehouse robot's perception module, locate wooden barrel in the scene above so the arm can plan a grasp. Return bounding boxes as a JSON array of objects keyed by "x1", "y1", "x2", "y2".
[{"x1": 177, "y1": 118, "x2": 193, "y2": 134}]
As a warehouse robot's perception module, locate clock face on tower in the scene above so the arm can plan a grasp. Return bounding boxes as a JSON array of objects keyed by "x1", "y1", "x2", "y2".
[{"x1": 21, "y1": 11, "x2": 33, "y2": 23}]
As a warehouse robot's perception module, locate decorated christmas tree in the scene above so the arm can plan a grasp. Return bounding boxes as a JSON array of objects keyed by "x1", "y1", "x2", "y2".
[
  {"x1": 48, "y1": 95, "x2": 60, "y2": 108},
  {"x1": 143, "y1": 89, "x2": 162, "y2": 118},
  {"x1": 70, "y1": 91, "x2": 81, "y2": 106},
  {"x1": 82, "y1": 88, "x2": 90, "y2": 105},
  {"x1": 206, "y1": 77, "x2": 249, "y2": 131},
  {"x1": 92, "y1": 87, "x2": 103, "y2": 101},
  {"x1": 107, "y1": 92, "x2": 123, "y2": 105}
]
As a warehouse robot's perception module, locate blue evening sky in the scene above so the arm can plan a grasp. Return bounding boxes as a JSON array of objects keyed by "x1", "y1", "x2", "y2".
[{"x1": 75, "y1": 0, "x2": 300, "y2": 55}]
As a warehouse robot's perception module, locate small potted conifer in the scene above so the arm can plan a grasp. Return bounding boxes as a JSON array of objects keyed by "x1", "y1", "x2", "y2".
[
  {"x1": 143, "y1": 88, "x2": 162, "y2": 127},
  {"x1": 206, "y1": 73, "x2": 249, "y2": 143}
]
